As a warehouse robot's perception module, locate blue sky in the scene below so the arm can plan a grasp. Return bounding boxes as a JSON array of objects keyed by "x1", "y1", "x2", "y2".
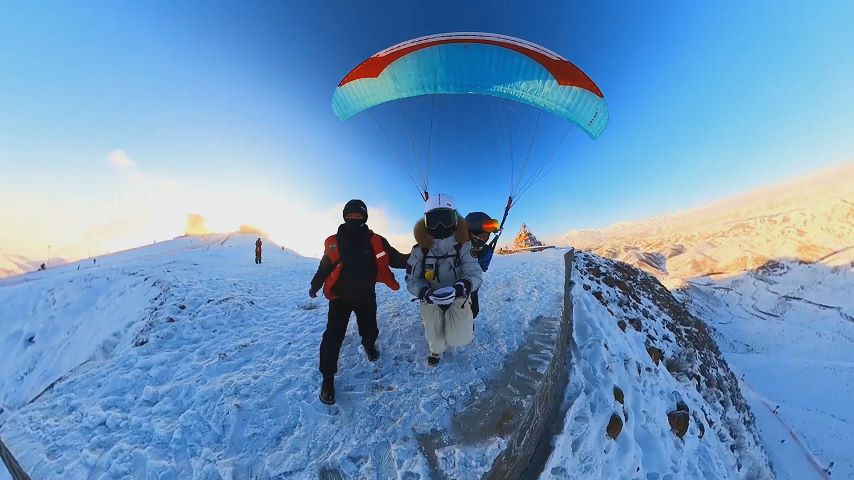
[{"x1": 1, "y1": 1, "x2": 852, "y2": 258}]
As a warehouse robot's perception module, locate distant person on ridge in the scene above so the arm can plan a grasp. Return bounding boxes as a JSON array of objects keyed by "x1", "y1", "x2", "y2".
[
  {"x1": 463, "y1": 211, "x2": 500, "y2": 320},
  {"x1": 309, "y1": 199, "x2": 409, "y2": 405},
  {"x1": 406, "y1": 194, "x2": 482, "y2": 366},
  {"x1": 255, "y1": 238, "x2": 263, "y2": 264}
]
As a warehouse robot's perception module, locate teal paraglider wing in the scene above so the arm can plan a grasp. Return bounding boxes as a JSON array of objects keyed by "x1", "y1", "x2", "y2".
[{"x1": 332, "y1": 32, "x2": 608, "y2": 139}]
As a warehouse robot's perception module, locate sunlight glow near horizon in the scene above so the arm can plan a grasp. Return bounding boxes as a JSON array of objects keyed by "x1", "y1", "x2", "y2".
[
  {"x1": 1, "y1": 1, "x2": 852, "y2": 262},
  {"x1": 3, "y1": 153, "x2": 849, "y2": 264},
  {"x1": 0, "y1": 150, "x2": 414, "y2": 260}
]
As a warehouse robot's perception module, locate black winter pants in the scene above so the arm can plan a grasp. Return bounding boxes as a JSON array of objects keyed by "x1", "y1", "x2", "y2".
[{"x1": 319, "y1": 294, "x2": 378, "y2": 376}]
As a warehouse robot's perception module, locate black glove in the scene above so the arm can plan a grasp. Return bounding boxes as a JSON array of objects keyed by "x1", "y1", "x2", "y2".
[
  {"x1": 419, "y1": 286, "x2": 434, "y2": 304},
  {"x1": 453, "y1": 280, "x2": 471, "y2": 298},
  {"x1": 309, "y1": 288, "x2": 319, "y2": 298}
]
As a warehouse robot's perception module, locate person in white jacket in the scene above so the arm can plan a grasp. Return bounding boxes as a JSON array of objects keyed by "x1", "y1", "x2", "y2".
[{"x1": 406, "y1": 194, "x2": 483, "y2": 366}]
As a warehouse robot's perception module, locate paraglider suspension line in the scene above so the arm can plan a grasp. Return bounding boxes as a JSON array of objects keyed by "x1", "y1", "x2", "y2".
[
  {"x1": 369, "y1": 110, "x2": 428, "y2": 200},
  {"x1": 425, "y1": 95, "x2": 438, "y2": 194},
  {"x1": 513, "y1": 126, "x2": 574, "y2": 203},
  {"x1": 399, "y1": 102, "x2": 427, "y2": 192},
  {"x1": 513, "y1": 110, "x2": 542, "y2": 197}
]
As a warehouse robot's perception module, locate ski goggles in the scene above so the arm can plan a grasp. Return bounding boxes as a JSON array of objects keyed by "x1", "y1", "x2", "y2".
[
  {"x1": 425, "y1": 208, "x2": 458, "y2": 230},
  {"x1": 480, "y1": 218, "x2": 500, "y2": 233},
  {"x1": 469, "y1": 218, "x2": 500, "y2": 235}
]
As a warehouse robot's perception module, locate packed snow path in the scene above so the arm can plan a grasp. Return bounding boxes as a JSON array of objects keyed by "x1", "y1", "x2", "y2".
[{"x1": 0, "y1": 235, "x2": 564, "y2": 479}]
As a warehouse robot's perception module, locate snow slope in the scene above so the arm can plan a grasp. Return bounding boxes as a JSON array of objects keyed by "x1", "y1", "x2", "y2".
[
  {"x1": 677, "y1": 257, "x2": 853, "y2": 479},
  {"x1": 0, "y1": 234, "x2": 565, "y2": 478},
  {"x1": 0, "y1": 231, "x2": 774, "y2": 479},
  {"x1": 541, "y1": 251, "x2": 771, "y2": 480},
  {"x1": 553, "y1": 165, "x2": 853, "y2": 479},
  {"x1": 0, "y1": 234, "x2": 266, "y2": 415}
]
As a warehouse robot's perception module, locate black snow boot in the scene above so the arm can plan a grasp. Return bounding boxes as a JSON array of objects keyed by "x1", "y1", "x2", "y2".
[
  {"x1": 364, "y1": 343, "x2": 380, "y2": 362},
  {"x1": 319, "y1": 375, "x2": 335, "y2": 405},
  {"x1": 427, "y1": 353, "x2": 441, "y2": 366}
]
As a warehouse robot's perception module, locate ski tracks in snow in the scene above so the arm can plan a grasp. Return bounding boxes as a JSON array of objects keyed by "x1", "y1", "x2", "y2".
[{"x1": 739, "y1": 380, "x2": 832, "y2": 480}]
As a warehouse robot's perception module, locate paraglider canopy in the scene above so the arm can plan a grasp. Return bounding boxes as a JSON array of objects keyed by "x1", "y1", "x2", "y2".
[
  {"x1": 332, "y1": 32, "x2": 609, "y2": 245},
  {"x1": 333, "y1": 32, "x2": 608, "y2": 139}
]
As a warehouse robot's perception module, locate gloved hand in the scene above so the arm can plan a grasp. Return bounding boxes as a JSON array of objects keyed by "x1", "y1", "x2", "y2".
[
  {"x1": 418, "y1": 286, "x2": 434, "y2": 304},
  {"x1": 309, "y1": 288, "x2": 318, "y2": 298},
  {"x1": 453, "y1": 280, "x2": 471, "y2": 298}
]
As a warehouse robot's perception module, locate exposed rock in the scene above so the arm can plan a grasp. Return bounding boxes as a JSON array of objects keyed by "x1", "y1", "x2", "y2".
[
  {"x1": 629, "y1": 318, "x2": 642, "y2": 332},
  {"x1": 617, "y1": 320, "x2": 627, "y2": 332},
  {"x1": 613, "y1": 386, "x2": 624, "y2": 405},
  {"x1": 668, "y1": 402, "x2": 690, "y2": 439},
  {"x1": 606, "y1": 413, "x2": 623, "y2": 439},
  {"x1": 499, "y1": 224, "x2": 555, "y2": 254},
  {"x1": 647, "y1": 345, "x2": 663, "y2": 366},
  {"x1": 694, "y1": 411, "x2": 706, "y2": 439},
  {"x1": 510, "y1": 223, "x2": 543, "y2": 249}
]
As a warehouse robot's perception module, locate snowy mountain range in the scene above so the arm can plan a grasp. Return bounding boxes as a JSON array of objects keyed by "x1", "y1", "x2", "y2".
[
  {"x1": 555, "y1": 164, "x2": 853, "y2": 288},
  {"x1": 0, "y1": 231, "x2": 774, "y2": 478}
]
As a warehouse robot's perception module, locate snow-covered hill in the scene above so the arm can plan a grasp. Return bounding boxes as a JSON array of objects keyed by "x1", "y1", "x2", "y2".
[
  {"x1": 0, "y1": 254, "x2": 66, "y2": 279},
  {"x1": 554, "y1": 164, "x2": 853, "y2": 479},
  {"x1": 675, "y1": 256, "x2": 853, "y2": 480},
  {"x1": 0, "y1": 232, "x2": 771, "y2": 478},
  {"x1": 0, "y1": 234, "x2": 567, "y2": 478},
  {"x1": 543, "y1": 251, "x2": 771, "y2": 479}
]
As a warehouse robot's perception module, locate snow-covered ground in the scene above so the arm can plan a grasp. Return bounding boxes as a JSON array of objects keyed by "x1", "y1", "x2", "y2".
[
  {"x1": 0, "y1": 234, "x2": 566, "y2": 478},
  {"x1": 554, "y1": 164, "x2": 854, "y2": 479},
  {"x1": 541, "y1": 251, "x2": 771, "y2": 480},
  {"x1": 0, "y1": 231, "x2": 773, "y2": 479},
  {"x1": 678, "y1": 256, "x2": 853, "y2": 479}
]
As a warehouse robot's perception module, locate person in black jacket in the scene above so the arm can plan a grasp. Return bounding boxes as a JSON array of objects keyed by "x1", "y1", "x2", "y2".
[
  {"x1": 309, "y1": 199, "x2": 409, "y2": 405},
  {"x1": 463, "y1": 212, "x2": 500, "y2": 320}
]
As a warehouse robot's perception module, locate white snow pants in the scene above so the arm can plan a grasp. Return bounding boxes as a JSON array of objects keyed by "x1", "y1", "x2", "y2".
[{"x1": 419, "y1": 297, "x2": 474, "y2": 355}]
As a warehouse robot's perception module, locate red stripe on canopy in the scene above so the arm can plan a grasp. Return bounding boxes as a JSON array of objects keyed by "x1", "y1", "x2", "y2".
[{"x1": 338, "y1": 34, "x2": 604, "y2": 98}]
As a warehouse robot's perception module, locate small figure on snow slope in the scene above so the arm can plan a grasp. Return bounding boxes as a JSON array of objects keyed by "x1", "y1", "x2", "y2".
[
  {"x1": 407, "y1": 194, "x2": 482, "y2": 366},
  {"x1": 255, "y1": 238, "x2": 263, "y2": 264},
  {"x1": 309, "y1": 199, "x2": 409, "y2": 405}
]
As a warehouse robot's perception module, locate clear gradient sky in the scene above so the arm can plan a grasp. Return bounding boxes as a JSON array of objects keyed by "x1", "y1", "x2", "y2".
[{"x1": 1, "y1": 1, "x2": 852, "y2": 260}]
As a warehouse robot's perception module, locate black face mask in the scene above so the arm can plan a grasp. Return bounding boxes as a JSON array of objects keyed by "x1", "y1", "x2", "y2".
[
  {"x1": 428, "y1": 224, "x2": 455, "y2": 240},
  {"x1": 342, "y1": 219, "x2": 366, "y2": 236}
]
